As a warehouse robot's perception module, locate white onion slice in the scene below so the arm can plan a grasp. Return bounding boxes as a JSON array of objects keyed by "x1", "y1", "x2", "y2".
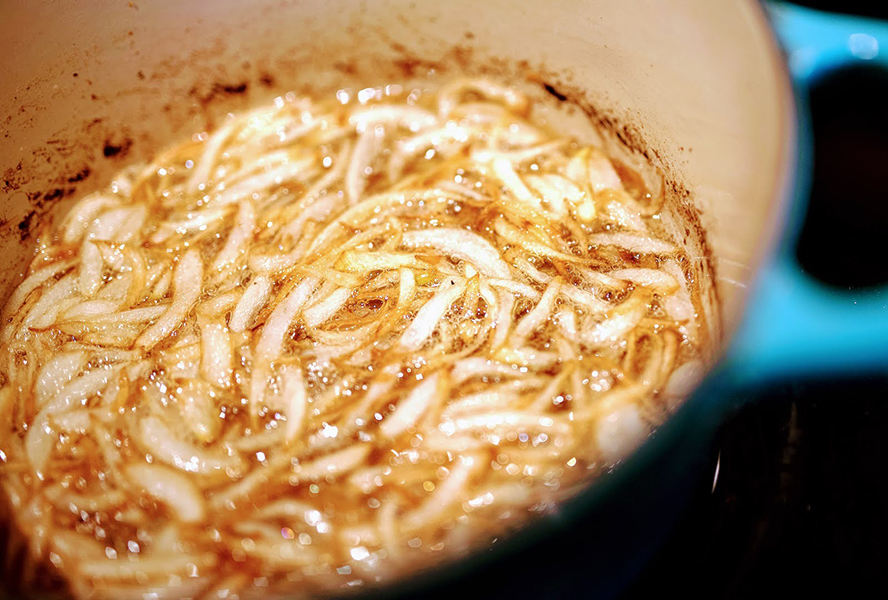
[
  {"x1": 489, "y1": 290, "x2": 516, "y2": 351},
  {"x1": 26, "y1": 367, "x2": 119, "y2": 472},
  {"x1": 124, "y1": 463, "x2": 206, "y2": 523},
  {"x1": 113, "y1": 204, "x2": 148, "y2": 243},
  {"x1": 20, "y1": 274, "x2": 77, "y2": 332},
  {"x1": 280, "y1": 364, "x2": 308, "y2": 442},
  {"x1": 397, "y1": 267, "x2": 416, "y2": 310},
  {"x1": 493, "y1": 218, "x2": 581, "y2": 263},
  {"x1": 78, "y1": 242, "x2": 104, "y2": 298},
  {"x1": 335, "y1": 251, "x2": 418, "y2": 273},
  {"x1": 266, "y1": 116, "x2": 320, "y2": 148},
  {"x1": 61, "y1": 194, "x2": 119, "y2": 243},
  {"x1": 444, "y1": 391, "x2": 518, "y2": 417},
  {"x1": 438, "y1": 78, "x2": 528, "y2": 117},
  {"x1": 278, "y1": 154, "x2": 347, "y2": 240},
  {"x1": 78, "y1": 552, "x2": 216, "y2": 581},
  {"x1": 308, "y1": 189, "x2": 456, "y2": 254},
  {"x1": 24, "y1": 413, "x2": 55, "y2": 473},
  {"x1": 199, "y1": 288, "x2": 241, "y2": 319},
  {"x1": 586, "y1": 152, "x2": 624, "y2": 193},
  {"x1": 188, "y1": 118, "x2": 238, "y2": 194},
  {"x1": 398, "y1": 278, "x2": 466, "y2": 352},
  {"x1": 212, "y1": 200, "x2": 256, "y2": 271},
  {"x1": 35, "y1": 351, "x2": 88, "y2": 408},
  {"x1": 510, "y1": 277, "x2": 561, "y2": 346},
  {"x1": 87, "y1": 207, "x2": 134, "y2": 242},
  {"x1": 451, "y1": 358, "x2": 518, "y2": 384},
  {"x1": 489, "y1": 157, "x2": 538, "y2": 206},
  {"x1": 560, "y1": 284, "x2": 612, "y2": 314},
  {"x1": 150, "y1": 208, "x2": 230, "y2": 244},
  {"x1": 229, "y1": 275, "x2": 272, "y2": 332},
  {"x1": 493, "y1": 347, "x2": 560, "y2": 370},
  {"x1": 303, "y1": 287, "x2": 352, "y2": 328},
  {"x1": 485, "y1": 279, "x2": 540, "y2": 300},
  {"x1": 44, "y1": 367, "x2": 120, "y2": 414},
  {"x1": 175, "y1": 380, "x2": 222, "y2": 444},
  {"x1": 255, "y1": 276, "x2": 318, "y2": 360},
  {"x1": 404, "y1": 454, "x2": 477, "y2": 530},
  {"x1": 391, "y1": 124, "x2": 475, "y2": 178},
  {"x1": 526, "y1": 173, "x2": 583, "y2": 219},
  {"x1": 565, "y1": 148, "x2": 620, "y2": 194},
  {"x1": 349, "y1": 105, "x2": 438, "y2": 132},
  {"x1": 279, "y1": 194, "x2": 339, "y2": 245},
  {"x1": 1, "y1": 260, "x2": 75, "y2": 328},
  {"x1": 346, "y1": 128, "x2": 381, "y2": 205},
  {"x1": 580, "y1": 270, "x2": 632, "y2": 293},
  {"x1": 254, "y1": 498, "x2": 316, "y2": 520},
  {"x1": 439, "y1": 411, "x2": 570, "y2": 437},
  {"x1": 136, "y1": 250, "x2": 203, "y2": 351},
  {"x1": 90, "y1": 305, "x2": 169, "y2": 324},
  {"x1": 596, "y1": 405, "x2": 647, "y2": 462},
  {"x1": 582, "y1": 294, "x2": 648, "y2": 348},
  {"x1": 662, "y1": 260, "x2": 696, "y2": 322},
  {"x1": 555, "y1": 309, "x2": 579, "y2": 341},
  {"x1": 217, "y1": 158, "x2": 316, "y2": 206},
  {"x1": 604, "y1": 195, "x2": 647, "y2": 231},
  {"x1": 61, "y1": 299, "x2": 120, "y2": 321},
  {"x1": 664, "y1": 359, "x2": 705, "y2": 399},
  {"x1": 474, "y1": 141, "x2": 566, "y2": 166},
  {"x1": 138, "y1": 415, "x2": 241, "y2": 475},
  {"x1": 380, "y1": 373, "x2": 440, "y2": 439},
  {"x1": 292, "y1": 444, "x2": 371, "y2": 481},
  {"x1": 401, "y1": 228, "x2": 510, "y2": 279},
  {"x1": 199, "y1": 318, "x2": 233, "y2": 389},
  {"x1": 608, "y1": 268, "x2": 679, "y2": 294}
]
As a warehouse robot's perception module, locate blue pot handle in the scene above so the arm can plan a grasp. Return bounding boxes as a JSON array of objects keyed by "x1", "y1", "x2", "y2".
[{"x1": 724, "y1": 3, "x2": 888, "y2": 387}]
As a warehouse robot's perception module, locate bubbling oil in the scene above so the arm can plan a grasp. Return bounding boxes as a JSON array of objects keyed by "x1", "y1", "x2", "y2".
[{"x1": 0, "y1": 78, "x2": 707, "y2": 598}]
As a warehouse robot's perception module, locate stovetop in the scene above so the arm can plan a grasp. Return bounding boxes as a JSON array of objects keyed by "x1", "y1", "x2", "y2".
[
  {"x1": 624, "y1": 2, "x2": 888, "y2": 597},
  {"x1": 623, "y1": 377, "x2": 888, "y2": 599}
]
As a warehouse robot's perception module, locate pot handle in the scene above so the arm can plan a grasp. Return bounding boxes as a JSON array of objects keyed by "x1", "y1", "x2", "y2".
[{"x1": 723, "y1": 3, "x2": 888, "y2": 387}]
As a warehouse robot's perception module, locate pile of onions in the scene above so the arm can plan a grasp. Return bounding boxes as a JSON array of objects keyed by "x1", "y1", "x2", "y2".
[{"x1": 0, "y1": 78, "x2": 707, "y2": 598}]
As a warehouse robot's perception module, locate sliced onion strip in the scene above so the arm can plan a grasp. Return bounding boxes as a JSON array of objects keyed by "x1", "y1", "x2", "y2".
[
  {"x1": 398, "y1": 278, "x2": 466, "y2": 352},
  {"x1": 135, "y1": 250, "x2": 203, "y2": 351},
  {"x1": 401, "y1": 228, "x2": 510, "y2": 279}
]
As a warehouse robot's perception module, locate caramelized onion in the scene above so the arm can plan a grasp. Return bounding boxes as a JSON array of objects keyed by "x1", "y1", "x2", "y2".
[{"x1": 0, "y1": 78, "x2": 708, "y2": 599}]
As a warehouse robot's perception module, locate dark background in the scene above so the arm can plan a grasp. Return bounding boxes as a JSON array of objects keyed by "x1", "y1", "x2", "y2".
[
  {"x1": 624, "y1": 2, "x2": 888, "y2": 598},
  {"x1": 790, "y1": 0, "x2": 888, "y2": 20}
]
